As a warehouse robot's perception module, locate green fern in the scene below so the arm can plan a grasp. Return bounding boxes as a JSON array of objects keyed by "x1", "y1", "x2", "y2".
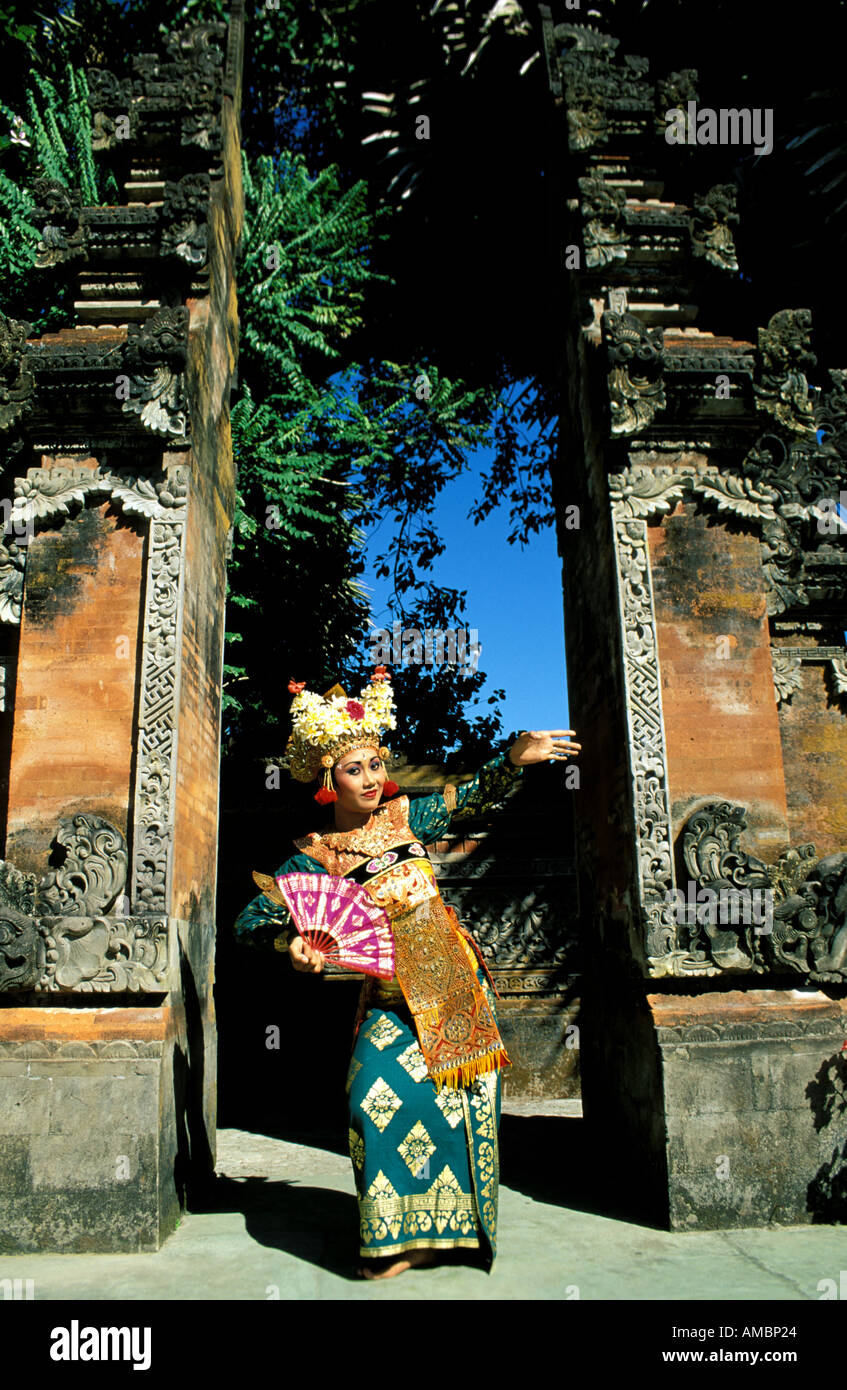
[{"x1": 0, "y1": 62, "x2": 104, "y2": 325}]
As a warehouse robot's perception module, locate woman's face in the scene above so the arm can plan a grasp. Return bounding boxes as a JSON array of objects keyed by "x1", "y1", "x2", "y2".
[{"x1": 333, "y1": 747, "x2": 387, "y2": 813}]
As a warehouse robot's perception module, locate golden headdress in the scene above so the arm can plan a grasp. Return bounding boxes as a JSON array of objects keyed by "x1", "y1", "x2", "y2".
[{"x1": 285, "y1": 667, "x2": 397, "y2": 800}]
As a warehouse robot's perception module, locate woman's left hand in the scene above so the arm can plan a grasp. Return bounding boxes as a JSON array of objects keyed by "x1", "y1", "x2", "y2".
[{"x1": 508, "y1": 730, "x2": 581, "y2": 766}]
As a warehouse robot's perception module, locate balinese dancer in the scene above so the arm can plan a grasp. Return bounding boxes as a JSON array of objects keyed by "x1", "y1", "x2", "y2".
[{"x1": 233, "y1": 668, "x2": 581, "y2": 1279}]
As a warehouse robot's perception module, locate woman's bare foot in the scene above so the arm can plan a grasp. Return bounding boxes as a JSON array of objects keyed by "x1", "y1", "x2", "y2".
[{"x1": 359, "y1": 1249, "x2": 438, "y2": 1280}]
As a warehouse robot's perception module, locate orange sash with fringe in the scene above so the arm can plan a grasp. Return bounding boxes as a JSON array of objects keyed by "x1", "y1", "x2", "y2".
[{"x1": 387, "y1": 892, "x2": 509, "y2": 1090}]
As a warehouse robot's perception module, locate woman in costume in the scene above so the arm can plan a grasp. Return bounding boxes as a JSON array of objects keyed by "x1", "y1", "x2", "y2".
[{"x1": 233, "y1": 668, "x2": 580, "y2": 1279}]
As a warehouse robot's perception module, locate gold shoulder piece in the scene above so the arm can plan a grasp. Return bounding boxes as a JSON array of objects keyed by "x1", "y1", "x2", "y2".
[
  {"x1": 252, "y1": 870, "x2": 287, "y2": 907},
  {"x1": 443, "y1": 783, "x2": 457, "y2": 813}
]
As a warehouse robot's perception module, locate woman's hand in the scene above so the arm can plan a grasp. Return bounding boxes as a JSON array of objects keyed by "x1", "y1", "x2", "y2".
[
  {"x1": 289, "y1": 936, "x2": 325, "y2": 973},
  {"x1": 508, "y1": 729, "x2": 581, "y2": 766}
]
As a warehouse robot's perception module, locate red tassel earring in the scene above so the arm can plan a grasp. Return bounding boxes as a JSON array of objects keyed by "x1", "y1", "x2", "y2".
[
  {"x1": 314, "y1": 758, "x2": 338, "y2": 805},
  {"x1": 378, "y1": 747, "x2": 398, "y2": 798}
]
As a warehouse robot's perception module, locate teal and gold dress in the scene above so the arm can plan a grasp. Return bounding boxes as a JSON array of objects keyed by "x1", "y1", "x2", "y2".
[{"x1": 233, "y1": 752, "x2": 522, "y2": 1268}]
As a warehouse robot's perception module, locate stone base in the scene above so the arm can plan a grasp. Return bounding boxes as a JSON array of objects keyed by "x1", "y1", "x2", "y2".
[
  {"x1": 654, "y1": 990, "x2": 847, "y2": 1229},
  {"x1": 497, "y1": 994, "x2": 580, "y2": 1100},
  {"x1": 0, "y1": 1007, "x2": 183, "y2": 1253},
  {"x1": 581, "y1": 981, "x2": 847, "y2": 1230}
]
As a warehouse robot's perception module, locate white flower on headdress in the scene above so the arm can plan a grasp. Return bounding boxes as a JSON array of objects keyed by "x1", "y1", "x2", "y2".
[{"x1": 285, "y1": 673, "x2": 397, "y2": 781}]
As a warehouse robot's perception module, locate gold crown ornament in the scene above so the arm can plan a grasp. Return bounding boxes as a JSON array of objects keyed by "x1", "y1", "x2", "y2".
[{"x1": 285, "y1": 666, "x2": 399, "y2": 804}]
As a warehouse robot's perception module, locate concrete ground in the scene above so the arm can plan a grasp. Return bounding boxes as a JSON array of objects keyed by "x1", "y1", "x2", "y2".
[{"x1": 1, "y1": 1102, "x2": 843, "y2": 1302}]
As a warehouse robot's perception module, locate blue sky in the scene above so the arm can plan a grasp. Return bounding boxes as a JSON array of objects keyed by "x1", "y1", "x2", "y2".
[{"x1": 358, "y1": 450, "x2": 573, "y2": 740}]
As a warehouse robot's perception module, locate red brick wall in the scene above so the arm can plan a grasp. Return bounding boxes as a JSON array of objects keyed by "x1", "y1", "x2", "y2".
[
  {"x1": 6, "y1": 495, "x2": 144, "y2": 872},
  {"x1": 775, "y1": 658, "x2": 847, "y2": 857},
  {"x1": 649, "y1": 500, "x2": 790, "y2": 862}
]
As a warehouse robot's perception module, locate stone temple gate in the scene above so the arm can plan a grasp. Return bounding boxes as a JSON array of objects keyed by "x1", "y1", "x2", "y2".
[
  {"x1": 540, "y1": 7, "x2": 847, "y2": 1228},
  {"x1": 0, "y1": 7, "x2": 244, "y2": 1250},
  {"x1": 0, "y1": 2, "x2": 845, "y2": 1252}
]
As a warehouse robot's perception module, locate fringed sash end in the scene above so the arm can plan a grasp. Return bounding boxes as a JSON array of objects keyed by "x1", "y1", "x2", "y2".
[{"x1": 432, "y1": 1046, "x2": 511, "y2": 1093}]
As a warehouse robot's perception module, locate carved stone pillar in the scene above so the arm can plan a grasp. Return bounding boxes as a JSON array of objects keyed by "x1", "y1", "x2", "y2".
[
  {"x1": 0, "y1": 4, "x2": 244, "y2": 1252},
  {"x1": 542, "y1": 4, "x2": 847, "y2": 1228}
]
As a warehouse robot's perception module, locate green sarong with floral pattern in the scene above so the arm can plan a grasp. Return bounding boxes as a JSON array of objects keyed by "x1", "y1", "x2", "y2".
[{"x1": 347, "y1": 966, "x2": 502, "y2": 1262}]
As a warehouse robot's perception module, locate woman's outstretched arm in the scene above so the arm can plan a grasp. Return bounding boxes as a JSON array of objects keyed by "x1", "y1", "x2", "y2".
[{"x1": 407, "y1": 730, "x2": 581, "y2": 843}]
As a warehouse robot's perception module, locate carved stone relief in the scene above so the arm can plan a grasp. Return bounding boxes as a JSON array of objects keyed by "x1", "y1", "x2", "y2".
[
  {"x1": 655, "y1": 68, "x2": 698, "y2": 132},
  {"x1": 0, "y1": 811, "x2": 171, "y2": 994},
  {"x1": 122, "y1": 308, "x2": 190, "y2": 436},
  {"x1": 771, "y1": 647, "x2": 847, "y2": 707},
  {"x1": 578, "y1": 175, "x2": 628, "y2": 268},
  {"x1": 602, "y1": 310, "x2": 666, "y2": 434},
  {"x1": 87, "y1": 19, "x2": 226, "y2": 154},
  {"x1": 0, "y1": 313, "x2": 35, "y2": 432},
  {"x1": 609, "y1": 467, "x2": 679, "y2": 964},
  {"x1": 8, "y1": 464, "x2": 188, "y2": 916},
  {"x1": 0, "y1": 914, "x2": 171, "y2": 993},
  {"x1": 754, "y1": 308, "x2": 817, "y2": 434},
  {"x1": 0, "y1": 308, "x2": 190, "y2": 442},
  {"x1": 0, "y1": 813, "x2": 125, "y2": 914},
  {"x1": 688, "y1": 184, "x2": 739, "y2": 273},
  {"x1": 32, "y1": 174, "x2": 211, "y2": 270},
  {"x1": 662, "y1": 799, "x2": 847, "y2": 983},
  {"x1": 543, "y1": 22, "x2": 651, "y2": 151},
  {"x1": 440, "y1": 881, "x2": 575, "y2": 970}
]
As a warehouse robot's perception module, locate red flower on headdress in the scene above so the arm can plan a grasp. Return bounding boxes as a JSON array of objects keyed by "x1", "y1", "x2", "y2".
[
  {"x1": 288, "y1": 679, "x2": 306, "y2": 694},
  {"x1": 346, "y1": 700, "x2": 365, "y2": 720},
  {"x1": 314, "y1": 786, "x2": 338, "y2": 805},
  {"x1": 371, "y1": 666, "x2": 390, "y2": 683}
]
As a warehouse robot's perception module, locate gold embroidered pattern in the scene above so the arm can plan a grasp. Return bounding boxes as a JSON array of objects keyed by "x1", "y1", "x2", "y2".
[
  {"x1": 397, "y1": 1121, "x2": 436, "y2": 1176},
  {"x1": 359, "y1": 1077, "x2": 402, "y2": 1132},
  {"x1": 390, "y1": 894, "x2": 509, "y2": 1087},
  {"x1": 434, "y1": 1087, "x2": 465, "y2": 1129},
  {"x1": 364, "y1": 1014, "x2": 403, "y2": 1052},
  {"x1": 345, "y1": 1058, "x2": 362, "y2": 1095},
  {"x1": 366, "y1": 858, "x2": 438, "y2": 916},
  {"x1": 348, "y1": 1128, "x2": 365, "y2": 1170},
  {"x1": 366, "y1": 1170, "x2": 399, "y2": 1200},
  {"x1": 292, "y1": 797, "x2": 411, "y2": 876},
  {"x1": 470, "y1": 1074, "x2": 499, "y2": 1233},
  {"x1": 396, "y1": 1041, "x2": 429, "y2": 1084},
  {"x1": 358, "y1": 1163, "x2": 478, "y2": 1247}
]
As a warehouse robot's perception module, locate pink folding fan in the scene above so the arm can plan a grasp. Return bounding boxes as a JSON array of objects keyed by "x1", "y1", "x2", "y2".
[{"x1": 252, "y1": 870, "x2": 395, "y2": 979}]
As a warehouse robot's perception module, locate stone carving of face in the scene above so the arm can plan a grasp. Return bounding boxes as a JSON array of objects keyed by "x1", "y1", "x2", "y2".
[{"x1": 0, "y1": 912, "x2": 39, "y2": 991}]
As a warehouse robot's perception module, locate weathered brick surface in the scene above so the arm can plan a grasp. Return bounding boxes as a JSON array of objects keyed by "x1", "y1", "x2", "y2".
[
  {"x1": 775, "y1": 658, "x2": 847, "y2": 857},
  {"x1": 649, "y1": 498, "x2": 790, "y2": 862},
  {"x1": 0, "y1": 1008, "x2": 171, "y2": 1041},
  {"x1": 5, "y1": 496, "x2": 144, "y2": 872}
]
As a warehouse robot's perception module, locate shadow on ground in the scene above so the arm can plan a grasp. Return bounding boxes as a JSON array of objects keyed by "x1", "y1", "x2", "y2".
[
  {"x1": 194, "y1": 1174, "x2": 361, "y2": 1279},
  {"x1": 186, "y1": 1111, "x2": 664, "y2": 1284}
]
